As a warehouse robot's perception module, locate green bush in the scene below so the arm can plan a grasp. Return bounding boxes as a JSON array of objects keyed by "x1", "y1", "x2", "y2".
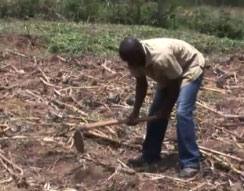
[
  {"x1": 61, "y1": 0, "x2": 99, "y2": 22},
  {"x1": 216, "y1": 11, "x2": 243, "y2": 39},
  {"x1": 177, "y1": 7, "x2": 244, "y2": 40},
  {"x1": 17, "y1": 0, "x2": 39, "y2": 18},
  {"x1": 193, "y1": 7, "x2": 217, "y2": 34},
  {"x1": 195, "y1": 9, "x2": 244, "y2": 40},
  {"x1": 0, "y1": 1, "x2": 8, "y2": 18},
  {"x1": 62, "y1": 0, "x2": 84, "y2": 21},
  {"x1": 140, "y1": 2, "x2": 158, "y2": 25},
  {"x1": 0, "y1": 0, "x2": 243, "y2": 40},
  {"x1": 109, "y1": 1, "x2": 143, "y2": 25}
]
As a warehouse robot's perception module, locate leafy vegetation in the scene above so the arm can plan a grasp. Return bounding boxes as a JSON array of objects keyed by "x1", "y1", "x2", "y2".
[
  {"x1": 0, "y1": 20, "x2": 243, "y2": 56},
  {"x1": 177, "y1": 7, "x2": 244, "y2": 40},
  {"x1": 0, "y1": 0, "x2": 244, "y2": 40}
]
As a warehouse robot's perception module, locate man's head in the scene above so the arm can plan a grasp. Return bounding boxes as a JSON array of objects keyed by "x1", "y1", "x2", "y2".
[{"x1": 119, "y1": 37, "x2": 146, "y2": 67}]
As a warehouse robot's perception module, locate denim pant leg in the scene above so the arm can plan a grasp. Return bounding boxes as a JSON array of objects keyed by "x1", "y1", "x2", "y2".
[
  {"x1": 142, "y1": 88, "x2": 169, "y2": 162},
  {"x1": 176, "y1": 76, "x2": 203, "y2": 169}
]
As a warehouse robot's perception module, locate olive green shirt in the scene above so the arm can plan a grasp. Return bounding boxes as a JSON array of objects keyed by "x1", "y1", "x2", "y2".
[{"x1": 129, "y1": 38, "x2": 205, "y2": 88}]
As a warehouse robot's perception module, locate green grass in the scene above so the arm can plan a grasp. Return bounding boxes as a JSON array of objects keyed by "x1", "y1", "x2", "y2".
[{"x1": 0, "y1": 19, "x2": 244, "y2": 56}]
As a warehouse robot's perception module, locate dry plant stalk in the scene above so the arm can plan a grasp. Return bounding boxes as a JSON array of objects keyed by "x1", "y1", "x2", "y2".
[
  {"x1": 201, "y1": 150, "x2": 243, "y2": 177},
  {"x1": 0, "y1": 150, "x2": 24, "y2": 184},
  {"x1": 199, "y1": 146, "x2": 243, "y2": 162},
  {"x1": 197, "y1": 101, "x2": 244, "y2": 120},
  {"x1": 142, "y1": 172, "x2": 190, "y2": 183}
]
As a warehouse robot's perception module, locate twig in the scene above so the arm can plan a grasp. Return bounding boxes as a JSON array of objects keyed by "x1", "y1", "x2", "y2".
[
  {"x1": 92, "y1": 129, "x2": 110, "y2": 138},
  {"x1": 5, "y1": 49, "x2": 29, "y2": 59},
  {"x1": 0, "y1": 177, "x2": 12, "y2": 184},
  {"x1": 117, "y1": 159, "x2": 136, "y2": 174},
  {"x1": 80, "y1": 72, "x2": 104, "y2": 82},
  {"x1": 0, "y1": 125, "x2": 10, "y2": 132},
  {"x1": 189, "y1": 182, "x2": 209, "y2": 191},
  {"x1": 228, "y1": 85, "x2": 244, "y2": 89},
  {"x1": 84, "y1": 155, "x2": 117, "y2": 172},
  {"x1": 84, "y1": 154, "x2": 136, "y2": 176},
  {"x1": 204, "y1": 77, "x2": 216, "y2": 82},
  {"x1": 0, "y1": 135, "x2": 59, "y2": 141},
  {"x1": 52, "y1": 99, "x2": 88, "y2": 117},
  {"x1": 196, "y1": 101, "x2": 222, "y2": 115},
  {"x1": 84, "y1": 131, "x2": 141, "y2": 150},
  {"x1": 54, "y1": 88, "x2": 62, "y2": 96},
  {"x1": 0, "y1": 150, "x2": 23, "y2": 175},
  {"x1": 9, "y1": 117, "x2": 40, "y2": 121},
  {"x1": 10, "y1": 65, "x2": 25, "y2": 74},
  {"x1": 213, "y1": 124, "x2": 244, "y2": 141},
  {"x1": 142, "y1": 172, "x2": 190, "y2": 183},
  {"x1": 57, "y1": 55, "x2": 67, "y2": 62},
  {"x1": 25, "y1": 90, "x2": 45, "y2": 102},
  {"x1": 201, "y1": 86, "x2": 226, "y2": 94},
  {"x1": 201, "y1": 150, "x2": 243, "y2": 177},
  {"x1": 199, "y1": 146, "x2": 243, "y2": 163},
  {"x1": 212, "y1": 136, "x2": 243, "y2": 149},
  {"x1": 59, "y1": 85, "x2": 102, "y2": 92},
  {"x1": 38, "y1": 67, "x2": 50, "y2": 83},
  {"x1": 197, "y1": 101, "x2": 244, "y2": 120},
  {"x1": 220, "y1": 122, "x2": 244, "y2": 128},
  {"x1": 107, "y1": 166, "x2": 121, "y2": 181},
  {"x1": 40, "y1": 77, "x2": 62, "y2": 88},
  {"x1": 102, "y1": 60, "x2": 116, "y2": 74},
  {"x1": 0, "y1": 124, "x2": 8, "y2": 128},
  {"x1": 0, "y1": 159, "x2": 16, "y2": 178}
]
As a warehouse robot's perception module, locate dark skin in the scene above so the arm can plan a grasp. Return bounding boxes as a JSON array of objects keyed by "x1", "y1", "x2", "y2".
[
  {"x1": 125, "y1": 48, "x2": 182, "y2": 125},
  {"x1": 127, "y1": 76, "x2": 181, "y2": 125}
]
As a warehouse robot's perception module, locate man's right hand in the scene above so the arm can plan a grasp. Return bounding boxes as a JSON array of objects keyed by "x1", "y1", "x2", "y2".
[{"x1": 126, "y1": 112, "x2": 139, "y2": 126}]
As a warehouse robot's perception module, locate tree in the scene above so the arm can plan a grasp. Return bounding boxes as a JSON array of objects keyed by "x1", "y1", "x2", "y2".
[
  {"x1": 157, "y1": 0, "x2": 164, "y2": 25},
  {"x1": 131, "y1": 0, "x2": 143, "y2": 24}
]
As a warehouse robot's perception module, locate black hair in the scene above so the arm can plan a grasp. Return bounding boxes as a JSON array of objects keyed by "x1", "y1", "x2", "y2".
[{"x1": 119, "y1": 37, "x2": 144, "y2": 62}]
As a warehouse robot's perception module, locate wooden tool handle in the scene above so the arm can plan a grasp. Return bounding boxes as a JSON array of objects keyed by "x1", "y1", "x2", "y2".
[{"x1": 78, "y1": 115, "x2": 157, "y2": 131}]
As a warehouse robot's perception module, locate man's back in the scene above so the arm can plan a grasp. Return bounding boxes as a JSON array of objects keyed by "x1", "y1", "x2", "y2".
[{"x1": 133, "y1": 38, "x2": 205, "y2": 87}]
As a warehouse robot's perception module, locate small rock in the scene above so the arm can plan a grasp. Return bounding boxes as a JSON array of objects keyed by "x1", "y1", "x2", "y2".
[
  {"x1": 216, "y1": 77, "x2": 226, "y2": 88},
  {"x1": 126, "y1": 96, "x2": 134, "y2": 106},
  {"x1": 107, "y1": 93, "x2": 120, "y2": 103}
]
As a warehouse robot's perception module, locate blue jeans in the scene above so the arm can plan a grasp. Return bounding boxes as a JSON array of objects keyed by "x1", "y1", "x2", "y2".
[{"x1": 142, "y1": 75, "x2": 203, "y2": 169}]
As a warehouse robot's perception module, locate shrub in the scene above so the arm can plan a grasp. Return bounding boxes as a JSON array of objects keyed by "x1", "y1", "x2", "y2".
[
  {"x1": 178, "y1": 7, "x2": 244, "y2": 40},
  {"x1": 140, "y1": 2, "x2": 158, "y2": 25},
  {"x1": 216, "y1": 11, "x2": 243, "y2": 39},
  {"x1": 0, "y1": 1, "x2": 243, "y2": 40}
]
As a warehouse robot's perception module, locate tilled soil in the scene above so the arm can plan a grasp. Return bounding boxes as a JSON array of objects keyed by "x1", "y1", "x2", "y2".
[{"x1": 0, "y1": 34, "x2": 243, "y2": 191}]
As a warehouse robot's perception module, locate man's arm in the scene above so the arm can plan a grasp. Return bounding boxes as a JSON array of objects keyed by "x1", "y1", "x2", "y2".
[
  {"x1": 133, "y1": 76, "x2": 148, "y2": 115},
  {"x1": 127, "y1": 76, "x2": 147, "y2": 125}
]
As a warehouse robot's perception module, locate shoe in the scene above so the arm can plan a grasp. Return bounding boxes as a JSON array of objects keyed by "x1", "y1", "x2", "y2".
[
  {"x1": 127, "y1": 155, "x2": 149, "y2": 168},
  {"x1": 179, "y1": 167, "x2": 199, "y2": 178},
  {"x1": 127, "y1": 155, "x2": 160, "y2": 168}
]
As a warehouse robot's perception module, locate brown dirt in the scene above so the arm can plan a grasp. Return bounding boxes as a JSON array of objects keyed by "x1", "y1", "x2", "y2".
[{"x1": 0, "y1": 34, "x2": 243, "y2": 191}]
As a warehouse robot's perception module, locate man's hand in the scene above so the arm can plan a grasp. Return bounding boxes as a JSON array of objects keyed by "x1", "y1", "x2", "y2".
[
  {"x1": 126, "y1": 112, "x2": 139, "y2": 126},
  {"x1": 127, "y1": 76, "x2": 147, "y2": 126}
]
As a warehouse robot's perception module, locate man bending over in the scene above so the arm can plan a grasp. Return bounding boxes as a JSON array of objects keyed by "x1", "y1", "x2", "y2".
[{"x1": 119, "y1": 37, "x2": 205, "y2": 178}]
